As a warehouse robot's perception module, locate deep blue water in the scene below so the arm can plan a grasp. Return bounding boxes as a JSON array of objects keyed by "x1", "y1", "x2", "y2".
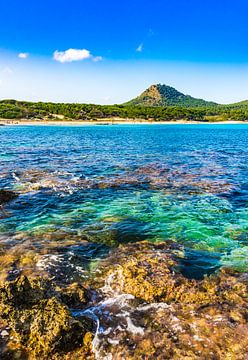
[{"x1": 1, "y1": 124, "x2": 248, "y2": 280}]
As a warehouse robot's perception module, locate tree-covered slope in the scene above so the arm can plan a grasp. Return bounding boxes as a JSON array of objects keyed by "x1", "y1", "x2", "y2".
[
  {"x1": 0, "y1": 83, "x2": 248, "y2": 122},
  {"x1": 0, "y1": 100, "x2": 207, "y2": 121},
  {"x1": 124, "y1": 84, "x2": 218, "y2": 107},
  {"x1": 226, "y1": 99, "x2": 248, "y2": 108}
]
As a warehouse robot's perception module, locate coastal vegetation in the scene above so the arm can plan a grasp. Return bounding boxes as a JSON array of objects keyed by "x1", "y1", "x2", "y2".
[
  {"x1": 0, "y1": 84, "x2": 248, "y2": 122},
  {"x1": 124, "y1": 84, "x2": 219, "y2": 107}
]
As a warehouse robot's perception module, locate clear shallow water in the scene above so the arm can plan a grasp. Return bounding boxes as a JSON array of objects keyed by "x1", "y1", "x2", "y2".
[{"x1": 1, "y1": 124, "x2": 248, "y2": 280}]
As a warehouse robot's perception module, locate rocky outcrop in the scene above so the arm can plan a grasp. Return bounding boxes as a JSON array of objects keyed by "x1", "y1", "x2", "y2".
[
  {"x1": 93, "y1": 242, "x2": 248, "y2": 359},
  {"x1": 1, "y1": 243, "x2": 248, "y2": 359},
  {"x1": 0, "y1": 276, "x2": 93, "y2": 359}
]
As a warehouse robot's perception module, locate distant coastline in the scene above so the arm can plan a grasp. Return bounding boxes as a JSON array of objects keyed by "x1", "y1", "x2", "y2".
[{"x1": 0, "y1": 118, "x2": 248, "y2": 126}]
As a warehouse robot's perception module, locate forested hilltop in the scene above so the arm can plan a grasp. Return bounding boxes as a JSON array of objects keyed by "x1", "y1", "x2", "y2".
[
  {"x1": 124, "y1": 84, "x2": 218, "y2": 107},
  {"x1": 0, "y1": 84, "x2": 248, "y2": 122}
]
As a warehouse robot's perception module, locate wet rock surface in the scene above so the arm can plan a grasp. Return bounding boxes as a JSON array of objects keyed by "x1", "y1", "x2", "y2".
[
  {"x1": 85, "y1": 242, "x2": 248, "y2": 359},
  {"x1": 1, "y1": 243, "x2": 247, "y2": 359},
  {"x1": 0, "y1": 276, "x2": 93, "y2": 359}
]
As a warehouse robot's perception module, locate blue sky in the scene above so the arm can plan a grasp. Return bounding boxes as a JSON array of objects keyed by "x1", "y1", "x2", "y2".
[{"x1": 0, "y1": 0, "x2": 248, "y2": 104}]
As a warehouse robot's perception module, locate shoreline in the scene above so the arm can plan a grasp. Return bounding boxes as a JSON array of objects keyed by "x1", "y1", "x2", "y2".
[{"x1": 0, "y1": 118, "x2": 248, "y2": 126}]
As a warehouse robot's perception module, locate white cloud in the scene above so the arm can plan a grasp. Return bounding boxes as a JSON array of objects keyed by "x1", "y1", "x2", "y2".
[
  {"x1": 92, "y1": 56, "x2": 103, "y2": 62},
  {"x1": 53, "y1": 48, "x2": 92, "y2": 63},
  {"x1": 18, "y1": 52, "x2": 29, "y2": 59},
  {"x1": 136, "y1": 43, "x2": 143, "y2": 52}
]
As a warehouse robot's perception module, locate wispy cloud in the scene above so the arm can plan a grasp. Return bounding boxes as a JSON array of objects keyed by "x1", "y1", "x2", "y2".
[
  {"x1": 53, "y1": 48, "x2": 102, "y2": 63},
  {"x1": 92, "y1": 56, "x2": 103, "y2": 62},
  {"x1": 18, "y1": 52, "x2": 29, "y2": 59},
  {"x1": 136, "y1": 43, "x2": 143, "y2": 52}
]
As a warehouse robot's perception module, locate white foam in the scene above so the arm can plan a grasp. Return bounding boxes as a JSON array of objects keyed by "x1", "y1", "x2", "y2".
[
  {"x1": 137, "y1": 302, "x2": 169, "y2": 311},
  {"x1": 126, "y1": 316, "x2": 144, "y2": 335}
]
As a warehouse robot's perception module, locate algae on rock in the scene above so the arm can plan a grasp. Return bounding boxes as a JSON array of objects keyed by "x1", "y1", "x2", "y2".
[
  {"x1": 0, "y1": 276, "x2": 93, "y2": 359},
  {"x1": 92, "y1": 242, "x2": 248, "y2": 359}
]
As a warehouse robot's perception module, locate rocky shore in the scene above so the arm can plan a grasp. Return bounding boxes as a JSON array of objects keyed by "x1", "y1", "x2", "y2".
[
  {"x1": 1, "y1": 126, "x2": 248, "y2": 359},
  {"x1": 0, "y1": 242, "x2": 247, "y2": 359}
]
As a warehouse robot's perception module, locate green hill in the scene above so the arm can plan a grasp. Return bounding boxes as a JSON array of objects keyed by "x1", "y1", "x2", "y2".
[
  {"x1": 227, "y1": 99, "x2": 248, "y2": 108},
  {"x1": 0, "y1": 84, "x2": 248, "y2": 122},
  {"x1": 124, "y1": 84, "x2": 218, "y2": 107}
]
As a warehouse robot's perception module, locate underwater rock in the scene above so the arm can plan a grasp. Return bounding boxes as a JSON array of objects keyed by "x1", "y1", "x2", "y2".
[
  {"x1": 0, "y1": 189, "x2": 17, "y2": 205},
  {"x1": 0, "y1": 276, "x2": 93, "y2": 359},
  {"x1": 83, "y1": 218, "x2": 149, "y2": 246},
  {"x1": 12, "y1": 169, "x2": 73, "y2": 194},
  {"x1": 88, "y1": 162, "x2": 236, "y2": 195},
  {"x1": 10, "y1": 162, "x2": 237, "y2": 197}
]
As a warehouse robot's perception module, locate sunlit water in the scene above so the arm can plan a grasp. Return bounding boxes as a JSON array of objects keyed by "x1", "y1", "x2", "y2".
[{"x1": 1, "y1": 124, "x2": 248, "y2": 281}]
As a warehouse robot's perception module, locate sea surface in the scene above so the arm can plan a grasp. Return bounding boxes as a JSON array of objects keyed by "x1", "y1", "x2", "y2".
[{"x1": 1, "y1": 124, "x2": 248, "y2": 281}]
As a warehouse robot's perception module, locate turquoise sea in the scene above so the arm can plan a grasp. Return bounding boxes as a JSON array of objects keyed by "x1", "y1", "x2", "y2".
[{"x1": 1, "y1": 124, "x2": 248, "y2": 281}]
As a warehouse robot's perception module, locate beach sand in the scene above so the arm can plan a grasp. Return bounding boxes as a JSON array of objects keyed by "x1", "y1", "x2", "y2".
[{"x1": 0, "y1": 118, "x2": 247, "y2": 126}]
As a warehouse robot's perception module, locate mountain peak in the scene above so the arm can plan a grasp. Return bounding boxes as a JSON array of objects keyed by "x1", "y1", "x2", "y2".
[{"x1": 125, "y1": 84, "x2": 218, "y2": 107}]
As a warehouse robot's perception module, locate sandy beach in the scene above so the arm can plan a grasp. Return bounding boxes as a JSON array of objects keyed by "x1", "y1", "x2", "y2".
[{"x1": 1, "y1": 118, "x2": 248, "y2": 126}]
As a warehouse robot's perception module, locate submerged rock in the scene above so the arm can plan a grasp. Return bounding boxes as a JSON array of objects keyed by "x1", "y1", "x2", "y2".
[
  {"x1": 83, "y1": 218, "x2": 149, "y2": 246},
  {"x1": 0, "y1": 189, "x2": 17, "y2": 205},
  {"x1": 0, "y1": 276, "x2": 93, "y2": 359},
  {"x1": 10, "y1": 162, "x2": 237, "y2": 196}
]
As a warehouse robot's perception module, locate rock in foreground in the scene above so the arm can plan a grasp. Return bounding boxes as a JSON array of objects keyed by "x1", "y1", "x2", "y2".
[
  {"x1": 91, "y1": 242, "x2": 248, "y2": 359},
  {"x1": 0, "y1": 243, "x2": 248, "y2": 359},
  {"x1": 0, "y1": 276, "x2": 93, "y2": 359}
]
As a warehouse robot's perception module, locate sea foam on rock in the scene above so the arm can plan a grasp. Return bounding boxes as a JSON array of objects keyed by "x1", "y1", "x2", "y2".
[
  {"x1": 88, "y1": 242, "x2": 248, "y2": 359},
  {"x1": 0, "y1": 242, "x2": 248, "y2": 359}
]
